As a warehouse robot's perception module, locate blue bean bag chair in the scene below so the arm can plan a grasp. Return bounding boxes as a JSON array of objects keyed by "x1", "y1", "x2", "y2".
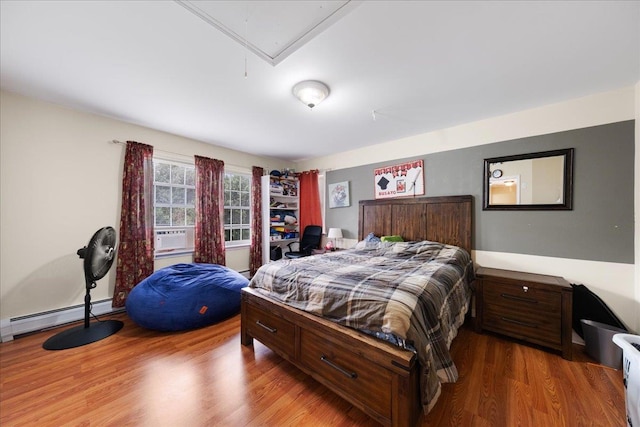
[{"x1": 126, "y1": 263, "x2": 249, "y2": 331}]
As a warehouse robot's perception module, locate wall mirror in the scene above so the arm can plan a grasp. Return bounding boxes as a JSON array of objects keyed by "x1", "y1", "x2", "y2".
[{"x1": 483, "y1": 148, "x2": 574, "y2": 210}]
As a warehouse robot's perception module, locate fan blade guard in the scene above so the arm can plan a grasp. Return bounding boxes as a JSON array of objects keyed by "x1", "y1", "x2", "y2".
[{"x1": 84, "y1": 226, "x2": 117, "y2": 282}]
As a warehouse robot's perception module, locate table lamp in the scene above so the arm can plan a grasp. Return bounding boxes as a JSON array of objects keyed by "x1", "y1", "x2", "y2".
[{"x1": 327, "y1": 228, "x2": 343, "y2": 250}]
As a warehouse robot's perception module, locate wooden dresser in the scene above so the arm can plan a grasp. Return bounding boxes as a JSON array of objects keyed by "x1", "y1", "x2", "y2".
[{"x1": 475, "y1": 267, "x2": 573, "y2": 360}]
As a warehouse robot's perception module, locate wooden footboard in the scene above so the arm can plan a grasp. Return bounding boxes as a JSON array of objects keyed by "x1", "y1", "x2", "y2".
[{"x1": 241, "y1": 287, "x2": 422, "y2": 427}]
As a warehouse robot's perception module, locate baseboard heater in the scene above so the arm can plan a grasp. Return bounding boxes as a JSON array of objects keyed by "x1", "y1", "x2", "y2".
[{"x1": 0, "y1": 299, "x2": 124, "y2": 342}]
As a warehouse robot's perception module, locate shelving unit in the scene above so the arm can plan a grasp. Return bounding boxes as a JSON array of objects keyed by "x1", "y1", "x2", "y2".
[{"x1": 261, "y1": 174, "x2": 300, "y2": 264}]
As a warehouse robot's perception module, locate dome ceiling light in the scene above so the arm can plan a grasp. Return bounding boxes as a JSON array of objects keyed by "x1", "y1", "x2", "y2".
[{"x1": 292, "y1": 80, "x2": 330, "y2": 109}]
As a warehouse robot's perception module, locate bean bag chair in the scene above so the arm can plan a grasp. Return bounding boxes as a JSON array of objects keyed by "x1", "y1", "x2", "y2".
[{"x1": 126, "y1": 263, "x2": 249, "y2": 331}]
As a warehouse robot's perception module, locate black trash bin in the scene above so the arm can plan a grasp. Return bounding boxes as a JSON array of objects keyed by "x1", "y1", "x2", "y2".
[
  {"x1": 580, "y1": 319, "x2": 626, "y2": 369},
  {"x1": 270, "y1": 246, "x2": 282, "y2": 261}
]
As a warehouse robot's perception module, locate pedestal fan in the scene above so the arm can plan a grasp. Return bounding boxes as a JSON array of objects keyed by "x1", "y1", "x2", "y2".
[{"x1": 43, "y1": 226, "x2": 123, "y2": 350}]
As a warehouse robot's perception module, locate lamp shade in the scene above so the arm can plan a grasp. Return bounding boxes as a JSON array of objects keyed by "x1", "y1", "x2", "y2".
[
  {"x1": 327, "y1": 228, "x2": 343, "y2": 239},
  {"x1": 292, "y1": 80, "x2": 330, "y2": 109}
]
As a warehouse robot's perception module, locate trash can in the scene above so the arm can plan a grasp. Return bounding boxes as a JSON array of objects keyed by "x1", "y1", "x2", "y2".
[
  {"x1": 580, "y1": 319, "x2": 626, "y2": 369},
  {"x1": 612, "y1": 333, "x2": 640, "y2": 427},
  {"x1": 270, "y1": 246, "x2": 282, "y2": 261}
]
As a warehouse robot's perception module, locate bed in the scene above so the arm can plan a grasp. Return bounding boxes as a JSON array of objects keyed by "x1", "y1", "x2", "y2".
[{"x1": 241, "y1": 195, "x2": 473, "y2": 427}]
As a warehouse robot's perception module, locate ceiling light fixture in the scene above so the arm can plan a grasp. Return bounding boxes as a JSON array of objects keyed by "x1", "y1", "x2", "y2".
[{"x1": 292, "y1": 80, "x2": 330, "y2": 109}]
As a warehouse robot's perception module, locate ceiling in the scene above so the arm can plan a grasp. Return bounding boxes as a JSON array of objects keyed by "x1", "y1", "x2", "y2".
[{"x1": 1, "y1": 1, "x2": 638, "y2": 162}]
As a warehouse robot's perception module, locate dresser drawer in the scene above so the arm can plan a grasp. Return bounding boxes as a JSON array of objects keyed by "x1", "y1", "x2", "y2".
[
  {"x1": 244, "y1": 303, "x2": 296, "y2": 357},
  {"x1": 300, "y1": 329, "x2": 393, "y2": 419},
  {"x1": 484, "y1": 302, "x2": 562, "y2": 346},
  {"x1": 483, "y1": 279, "x2": 561, "y2": 314}
]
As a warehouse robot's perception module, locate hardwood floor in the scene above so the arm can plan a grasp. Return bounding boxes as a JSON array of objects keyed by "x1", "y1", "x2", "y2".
[{"x1": 0, "y1": 313, "x2": 625, "y2": 426}]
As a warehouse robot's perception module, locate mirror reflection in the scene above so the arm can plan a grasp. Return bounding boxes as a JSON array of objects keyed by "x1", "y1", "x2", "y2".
[{"x1": 483, "y1": 148, "x2": 573, "y2": 210}]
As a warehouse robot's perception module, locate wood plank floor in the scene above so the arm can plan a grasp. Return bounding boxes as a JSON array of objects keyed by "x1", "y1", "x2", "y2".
[{"x1": 0, "y1": 313, "x2": 625, "y2": 426}]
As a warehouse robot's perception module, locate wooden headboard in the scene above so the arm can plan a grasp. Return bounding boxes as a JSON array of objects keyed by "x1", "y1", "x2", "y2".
[{"x1": 358, "y1": 195, "x2": 473, "y2": 253}]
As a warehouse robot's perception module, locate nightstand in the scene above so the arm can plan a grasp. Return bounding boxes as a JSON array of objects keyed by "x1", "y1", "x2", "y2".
[{"x1": 475, "y1": 267, "x2": 573, "y2": 360}]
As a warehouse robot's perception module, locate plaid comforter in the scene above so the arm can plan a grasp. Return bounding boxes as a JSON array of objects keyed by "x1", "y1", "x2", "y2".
[{"x1": 249, "y1": 240, "x2": 474, "y2": 412}]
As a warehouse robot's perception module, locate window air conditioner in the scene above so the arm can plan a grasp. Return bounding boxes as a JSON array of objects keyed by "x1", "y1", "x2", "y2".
[{"x1": 155, "y1": 229, "x2": 187, "y2": 251}]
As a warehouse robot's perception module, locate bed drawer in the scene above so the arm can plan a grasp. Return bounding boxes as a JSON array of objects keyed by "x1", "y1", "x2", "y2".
[
  {"x1": 300, "y1": 329, "x2": 393, "y2": 420},
  {"x1": 244, "y1": 303, "x2": 296, "y2": 358}
]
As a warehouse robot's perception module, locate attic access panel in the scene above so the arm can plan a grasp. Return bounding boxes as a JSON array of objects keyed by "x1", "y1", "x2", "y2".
[{"x1": 176, "y1": 0, "x2": 359, "y2": 66}]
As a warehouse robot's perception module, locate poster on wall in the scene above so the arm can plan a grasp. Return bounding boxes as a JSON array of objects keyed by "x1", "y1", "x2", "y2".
[
  {"x1": 374, "y1": 159, "x2": 424, "y2": 199},
  {"x1": 328, "y1": 181, "x2": 350, "y2": 208}
]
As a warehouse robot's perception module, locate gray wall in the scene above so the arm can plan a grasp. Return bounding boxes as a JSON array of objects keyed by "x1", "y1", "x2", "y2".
[{"x1": 326, "y1": 120, "x2": 634, "y2": 264}]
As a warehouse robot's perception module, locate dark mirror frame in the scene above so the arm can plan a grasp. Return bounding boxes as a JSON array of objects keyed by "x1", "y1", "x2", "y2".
[{"x1": 483, "y1": 148, "x2": 574, "y2": 211}]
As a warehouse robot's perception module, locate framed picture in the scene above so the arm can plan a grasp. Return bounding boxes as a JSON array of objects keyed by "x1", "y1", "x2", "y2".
[
  {"x1": 374, "y1": 159, "x2": 424, "y2": 199},
  {"x1": 328, "y1": 181, "x2": 350, "y2": 208}
]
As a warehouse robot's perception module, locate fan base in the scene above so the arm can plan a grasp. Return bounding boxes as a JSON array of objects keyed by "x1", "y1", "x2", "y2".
[{"x1": 42, "y1": 320, "x2": 123, "y2": 350}]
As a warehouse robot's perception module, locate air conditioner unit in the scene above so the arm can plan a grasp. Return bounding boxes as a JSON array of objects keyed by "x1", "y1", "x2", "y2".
[{"x1": 155, "y1": 229, "x2": 187, "y2": 251}]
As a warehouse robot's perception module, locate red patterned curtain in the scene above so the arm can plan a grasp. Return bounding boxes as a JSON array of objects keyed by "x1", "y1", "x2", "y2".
[
  {"x1": 298, "y1": 170, "x2": 322, "y2": 233},
  {"x1": 112, "y1": 141, "x2": 154, "y2": 307},
  {"x1": 249, "y1": 166, "x2": 264, "y2": 276},
  {"x1": 194, "y1": 155, "x2": 226, "y2": 265}
]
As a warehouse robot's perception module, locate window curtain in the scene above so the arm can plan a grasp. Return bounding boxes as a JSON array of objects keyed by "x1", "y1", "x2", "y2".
[
  {"x1": 112, "y1": 141, "x2": 154, "y2": 308},
  {"x1": 249, "y1": 166, "x2": 264, "y2": 276},
  {"x1": 194, "y1": 155, "x2": 226, "y2": 265},
  {"x1": 298, "y1": 169, "x2": 322, "y2": 233}
]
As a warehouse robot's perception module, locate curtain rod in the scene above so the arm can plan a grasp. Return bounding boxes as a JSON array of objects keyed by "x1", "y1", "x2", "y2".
[{"x1": 110, "y1": 139, "x2": 270, "y2": 173}]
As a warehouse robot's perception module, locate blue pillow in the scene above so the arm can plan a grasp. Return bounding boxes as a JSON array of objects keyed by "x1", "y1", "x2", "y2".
[{"x1": 126, "y1": 263, "x2": 249, "y2": 331}]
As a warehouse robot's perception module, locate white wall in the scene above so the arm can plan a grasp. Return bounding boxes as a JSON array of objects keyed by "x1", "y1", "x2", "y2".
[
  {"x1": 297, "y1": 86, "x2": 639, "y2": 332},
  {"x1": 636, "y1": 82, "x2": 640, "y2": 333},
  {"x1": 0, "y1": 90, "x2": 287, "y2": 320}
]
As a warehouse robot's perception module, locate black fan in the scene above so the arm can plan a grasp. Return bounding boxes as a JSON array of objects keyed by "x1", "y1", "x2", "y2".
[{"x1": 43, "y1": 226, "x2": 123, "y2": 350}]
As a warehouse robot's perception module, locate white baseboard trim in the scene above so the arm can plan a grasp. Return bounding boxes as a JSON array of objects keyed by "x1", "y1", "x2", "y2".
[{"x1": 0, "y1": 299, "x2": 124, "y2": 342}]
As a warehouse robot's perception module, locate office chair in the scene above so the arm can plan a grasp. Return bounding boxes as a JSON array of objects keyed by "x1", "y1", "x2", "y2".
[{"x1": 285, "y1": 225, "x2": 323, "y2": 259}]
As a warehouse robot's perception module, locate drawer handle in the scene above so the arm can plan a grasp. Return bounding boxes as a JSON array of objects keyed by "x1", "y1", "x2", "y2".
[
  {"x1": 320, "y1": 355, "x2": 358, "y2": 379},
  {"x1": 501, "y1": 316, "x2": 538, "y2": 328},
  {"x1": 500, "y1": 293, "x2": 538, "y2": 304},
  {"x1": 256, "y1": 320, "x2": 277, "y2": 334}
]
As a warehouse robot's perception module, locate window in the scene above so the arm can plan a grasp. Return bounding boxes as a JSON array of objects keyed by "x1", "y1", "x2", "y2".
[
  {"x1": 153, "y1": 159, "x2": 195, "y2": 255},
  {"x1": 153, "y1": 160, "x2": 252, "y2": 255},
  {"x1": 224, "y1": 172, "x2": 251, "y2": 246}
]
